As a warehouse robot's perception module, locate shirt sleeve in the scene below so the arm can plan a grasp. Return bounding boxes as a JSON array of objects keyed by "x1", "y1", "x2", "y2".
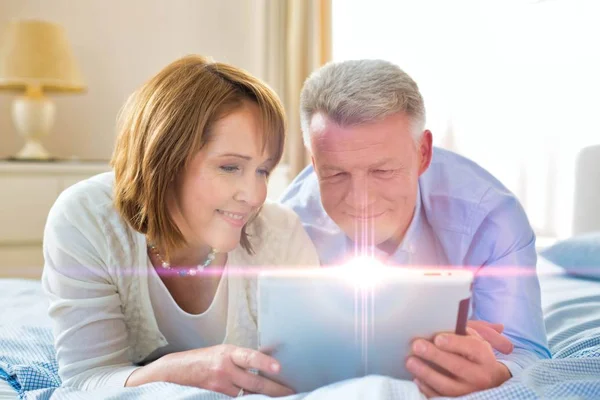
[
  {"x1": 467, "y1": 191, "x2": 552, "y2": 377},
  {"x1": 41, "y1": 192, "x2": 140, "y2": 390}
]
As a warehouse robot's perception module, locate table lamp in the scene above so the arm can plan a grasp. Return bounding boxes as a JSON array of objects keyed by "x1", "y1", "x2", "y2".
[{"x1": 0, "y1": 19, "x2": 86, "y2": 160}]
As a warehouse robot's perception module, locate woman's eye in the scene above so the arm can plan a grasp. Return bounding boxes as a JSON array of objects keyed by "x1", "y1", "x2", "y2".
[
  {"x1": 258, "y1": 169, "x2": 270, "y2": 177},
  {"x1": 220, "y1": 165, "x2": 240, "y2": 173}
]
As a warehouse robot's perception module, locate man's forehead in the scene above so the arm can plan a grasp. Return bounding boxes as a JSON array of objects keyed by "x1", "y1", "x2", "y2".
[
  {"x1": 313, "y1": 134, "x2": 385, "y2": 154},
  {"x1": 309, "y1": 113, "x2": 410, "y2": 152},
  {"x1": 318, "y1": 155, "x2": 400, "y2": 172}
]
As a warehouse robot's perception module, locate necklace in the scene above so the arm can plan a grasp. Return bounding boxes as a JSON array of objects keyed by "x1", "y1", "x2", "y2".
[{"x1": 148, "y1": 244, "x2": 217, "y2": 277}]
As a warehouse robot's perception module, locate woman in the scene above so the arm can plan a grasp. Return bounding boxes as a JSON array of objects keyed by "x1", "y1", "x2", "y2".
[{"x1": 42, "y1": 55, "x2": 319, "y2": 397}]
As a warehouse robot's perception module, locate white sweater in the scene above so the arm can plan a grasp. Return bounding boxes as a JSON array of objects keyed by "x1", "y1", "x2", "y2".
[{"x1": 41, "y1": 172, "x2": 320, "y2": 390}]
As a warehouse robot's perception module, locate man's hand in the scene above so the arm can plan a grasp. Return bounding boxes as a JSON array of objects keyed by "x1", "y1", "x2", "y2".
[
  {"x1": 467, "y1": 320, "x2": 514, "y2": 355},
  {"x1": 406, "y1": 328, "x2": 512, "y2": 398}
]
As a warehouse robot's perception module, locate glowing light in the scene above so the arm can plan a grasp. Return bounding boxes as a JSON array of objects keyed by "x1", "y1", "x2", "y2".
[{"x1": 340, "y1": 255, "x2": 389, "y2": 289}]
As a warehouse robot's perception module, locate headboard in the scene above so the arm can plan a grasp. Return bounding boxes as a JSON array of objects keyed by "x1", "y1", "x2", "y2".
[{"x1": 572, "y1": 144, "x2": 600, "y2": 235}]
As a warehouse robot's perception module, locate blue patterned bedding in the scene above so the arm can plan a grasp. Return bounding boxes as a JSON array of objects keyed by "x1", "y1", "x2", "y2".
[{"x1": 1, "y1": 257, "x2": 599, "y2": 400}]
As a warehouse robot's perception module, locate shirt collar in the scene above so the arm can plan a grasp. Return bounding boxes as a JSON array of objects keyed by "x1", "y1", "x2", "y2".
[{"x1": 396, "y1": 183, "x2": 423, "y2": 255}]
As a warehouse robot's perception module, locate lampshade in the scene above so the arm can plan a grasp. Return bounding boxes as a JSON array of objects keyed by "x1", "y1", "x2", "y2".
[{"x1": 0, "y1": 19, "x2": 86, "y2": 93}]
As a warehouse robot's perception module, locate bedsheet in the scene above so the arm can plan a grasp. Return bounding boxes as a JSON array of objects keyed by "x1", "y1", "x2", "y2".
[{"x1": 1, "y1": 258, "x2": 598, "y2": 399}]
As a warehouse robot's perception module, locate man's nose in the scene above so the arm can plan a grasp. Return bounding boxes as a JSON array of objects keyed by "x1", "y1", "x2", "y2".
[{"x1": 344, "y1": 176, "x2": 376, "y2": 210}]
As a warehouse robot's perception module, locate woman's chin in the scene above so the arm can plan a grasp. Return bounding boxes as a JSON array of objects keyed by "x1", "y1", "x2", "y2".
[{"x1": 211, "y1": 236, "x2": 242, "y2": 253}]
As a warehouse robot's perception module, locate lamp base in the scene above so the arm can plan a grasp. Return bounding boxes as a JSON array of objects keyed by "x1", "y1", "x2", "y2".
[
  {"x1": 11, "y1": 94, "x2": 55, "y2": 160},
  {"x1": 14, "y1": 139, "x2": 51, "y2": 160}
]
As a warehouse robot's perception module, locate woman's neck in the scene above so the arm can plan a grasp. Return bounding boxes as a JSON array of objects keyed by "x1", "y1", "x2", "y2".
[
  {"x1": 150, "y1": 241, "x2": 226, "y2": 270},
  {"x1": 169, "y1": 244, "x2": 214, "y2": 267}
]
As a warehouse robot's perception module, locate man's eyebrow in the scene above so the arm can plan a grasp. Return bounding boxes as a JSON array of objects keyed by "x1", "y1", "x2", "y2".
[
  {"x1": 370, "y1": 158, "x2": 397, "y2": 168},
  {"x1": 320, "y1": 159, "x2": 402, "y2": 171},
  {"x1": 320, "y1": 165, "x2": 345, "y2": 171}
]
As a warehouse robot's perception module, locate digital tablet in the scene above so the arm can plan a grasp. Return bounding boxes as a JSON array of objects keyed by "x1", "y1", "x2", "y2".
[{"x1": 257, "y1": 264, "x2": 473, "y2": 393}]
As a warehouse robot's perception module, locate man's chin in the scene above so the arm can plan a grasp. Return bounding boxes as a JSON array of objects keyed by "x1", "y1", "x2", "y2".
[{"x1": 343, "y1": 230, "x2": 394, "y2": 248}]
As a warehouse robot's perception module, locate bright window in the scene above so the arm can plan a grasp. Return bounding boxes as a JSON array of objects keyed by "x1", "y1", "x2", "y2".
[{"x1": 333, "y1": 0, "x2": 600, "y2": 238}]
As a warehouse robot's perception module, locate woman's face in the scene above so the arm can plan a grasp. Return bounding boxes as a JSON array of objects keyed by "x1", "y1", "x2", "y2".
[{"x1": 169, "y1": 100, "x2": 274, "y2": 253}]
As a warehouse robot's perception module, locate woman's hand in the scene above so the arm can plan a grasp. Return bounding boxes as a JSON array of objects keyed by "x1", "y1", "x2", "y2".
[{"x1": 126, "y1": 344, "x2": 294, "y2": 397}]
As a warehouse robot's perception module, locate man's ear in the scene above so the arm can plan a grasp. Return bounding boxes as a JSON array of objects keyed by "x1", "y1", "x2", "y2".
[{"x1": 418, "y1": 130, "x2": 433, "y2": 176}]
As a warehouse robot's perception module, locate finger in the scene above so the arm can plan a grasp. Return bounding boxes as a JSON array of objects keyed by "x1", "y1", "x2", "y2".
[
  {"x1": 467, "y1": 326, "x2": 513, "y2": 356},
  {"x1": 411, "y1": 339, "x2": 489, "y2": 384},
  {"x1": 466, "y1": 327, "x2": 484, "y2": 340},
  {"x1": 232, "y1": 369, "x2": 294, "y2": 397},
  {"x1": 414, "y1": 378, "x2": 441, "y2": 399},
  {"x1": 230, "y1": 348, "x2": 281, "y2": 374},
  {"x1": 433, "y1": 333, "x2": 493, "y2": 364},
  {"x1": 406, "y1": 356, "x2": 470, "y2": 397},
  {"x1": 468, "y1": 320, "x2": 504, "y2": 333},
  {"x1": 468, "y1": 325, "x2": 514, "y2": 355},
  {"x1": 217, "y1": 383, "x2": 244, "y2": 398}
]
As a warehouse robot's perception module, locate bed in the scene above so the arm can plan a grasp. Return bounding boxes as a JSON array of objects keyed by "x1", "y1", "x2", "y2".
[
  {"x1": 2, "y1": 146, "x2": 600, "y2": 399},
  {"x1": 1, "y1": 255, "x2": 599, "y2": 400}
]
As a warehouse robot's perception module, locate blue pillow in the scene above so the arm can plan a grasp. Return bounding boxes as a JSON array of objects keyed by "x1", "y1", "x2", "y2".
[{"x1": 541, "y1": 232, "x2": 600, "y2": 280}]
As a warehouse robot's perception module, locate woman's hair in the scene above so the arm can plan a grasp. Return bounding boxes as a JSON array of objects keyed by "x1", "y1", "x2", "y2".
[{"x1": 111, "y1": 55, "x2": 286, "y2": 258}]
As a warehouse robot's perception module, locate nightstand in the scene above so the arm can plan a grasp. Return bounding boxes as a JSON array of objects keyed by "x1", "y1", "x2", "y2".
[{"x1": 0, "y1": 160, "x2": 110, "y2": 279}]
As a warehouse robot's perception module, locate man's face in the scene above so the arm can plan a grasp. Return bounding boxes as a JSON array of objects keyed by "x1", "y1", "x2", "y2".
[{"x1": 310, "y1": 112, "x2": 432, "y2": 249}]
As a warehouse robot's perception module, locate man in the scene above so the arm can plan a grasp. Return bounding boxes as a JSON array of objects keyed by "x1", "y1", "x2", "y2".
[{"x1": 280, "y1": 59, "x2": 550, "y2": 397}]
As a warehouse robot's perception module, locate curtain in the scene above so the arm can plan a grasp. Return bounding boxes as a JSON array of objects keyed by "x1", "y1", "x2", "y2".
[{"x1": 264, "y1": 0, "x2": 332, "y2": 180}]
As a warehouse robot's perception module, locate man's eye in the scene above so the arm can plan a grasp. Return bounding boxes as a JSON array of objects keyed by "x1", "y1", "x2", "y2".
[{"x1": 374, "y1": 169, "x2": 396, "y2": 177}]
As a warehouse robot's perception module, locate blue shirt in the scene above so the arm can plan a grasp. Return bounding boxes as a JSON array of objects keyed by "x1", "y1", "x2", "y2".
[{"x1": 280, "y1": 147, "x2": 551, "y2": 376}]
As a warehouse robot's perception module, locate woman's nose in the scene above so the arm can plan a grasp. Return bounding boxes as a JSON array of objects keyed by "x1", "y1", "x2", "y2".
[{"x1": 233, "y1": 175, "x2": 266, "y2": 207}]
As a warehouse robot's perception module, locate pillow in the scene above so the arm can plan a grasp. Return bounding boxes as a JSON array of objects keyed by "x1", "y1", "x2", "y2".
[{"x1": 540, "y1": 232, "x2": 600, "y2": 280}]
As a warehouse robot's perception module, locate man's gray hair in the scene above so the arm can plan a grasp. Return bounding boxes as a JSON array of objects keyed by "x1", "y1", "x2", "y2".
[{"x1": 300, "y1": 59, "x2": 426, "y2": 148}]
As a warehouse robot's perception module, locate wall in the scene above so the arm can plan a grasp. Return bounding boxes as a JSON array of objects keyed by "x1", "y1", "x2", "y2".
[{"x1": 0, "y1": 0, "x2": 267, "y2": 161}]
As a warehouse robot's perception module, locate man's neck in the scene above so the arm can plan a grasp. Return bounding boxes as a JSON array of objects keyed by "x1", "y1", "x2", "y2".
[{"x1": 376, "y1": 238, "x2": 401, "y2": 255}]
